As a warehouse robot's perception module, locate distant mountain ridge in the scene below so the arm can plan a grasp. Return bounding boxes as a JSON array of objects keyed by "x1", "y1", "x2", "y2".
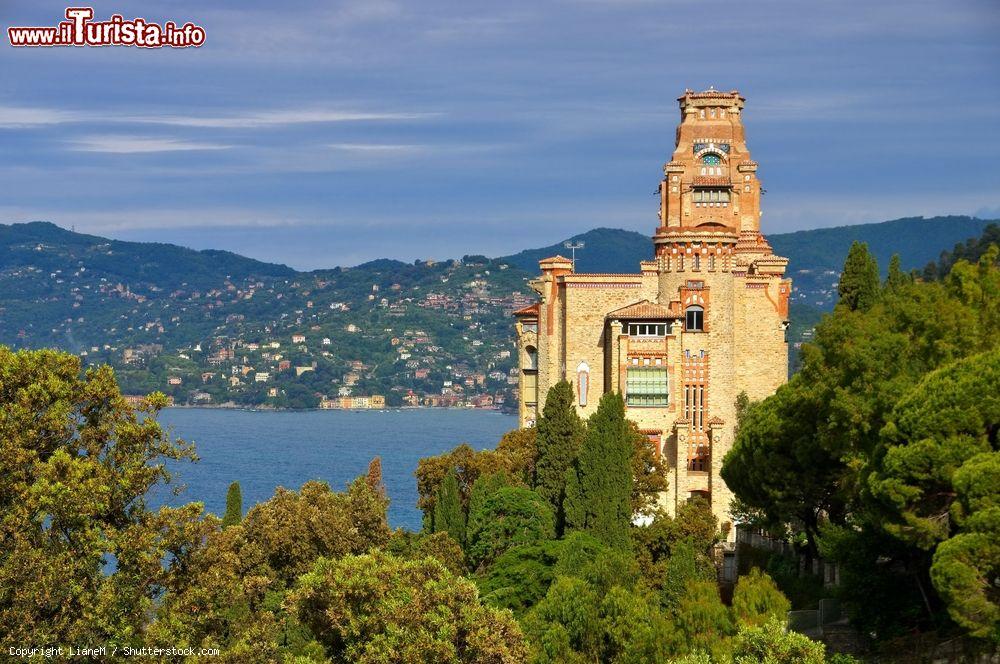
[
  {"x1": 502, "y1": 216, "x2": 997, "y2": 277},
  {"x1": 0, "y1": 221, "x2": 295, "y2": 292}
]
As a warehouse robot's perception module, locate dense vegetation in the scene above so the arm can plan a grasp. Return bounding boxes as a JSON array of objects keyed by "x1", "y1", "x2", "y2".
[
  {"x1": 414, "y1": 383, "x2": 853, "y2": 663},
  {"x1": 1, "y1": 348, "x2": 839, "y2": 662},
  {"x1": 723, "y1": 240, "x2": 1000, "y2": 653}
]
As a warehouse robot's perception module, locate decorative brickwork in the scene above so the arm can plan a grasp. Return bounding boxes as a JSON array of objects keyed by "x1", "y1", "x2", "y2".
[{"x1": 514, "y1": 89, "x2": 790, "y2": 536}]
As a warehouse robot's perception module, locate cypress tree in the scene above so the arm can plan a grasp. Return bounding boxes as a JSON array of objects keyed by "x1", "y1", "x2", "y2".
[
  {"x1": 466, "y1": 470, "x2": 512, "y2": 542},
  {"x1": 564, "y1": 391, "x2": 633, "y2": 549},
  {"x1": 837, "y1": 241, "x2": 880, "y2": 311},
  {"x1": 533, "y1": 380, "x2": 584, "y2": 535},
  {"x1": 366, "y1": 456, "x2": 387, "y2": 499},
  {"x1": 884, "y1": 253, "x2": 910, "y2": 293},
  {"x1": 222, "y1": 481, "x2": 242, "y2": 528},
  {"x1": 433, "y1": 468, "x2": 466, "y2": 545}
]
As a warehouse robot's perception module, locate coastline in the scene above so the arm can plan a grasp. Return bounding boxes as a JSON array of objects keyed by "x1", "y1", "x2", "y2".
[{"x1": 164, "y1": 403, "x2": 514, "y2": 415}]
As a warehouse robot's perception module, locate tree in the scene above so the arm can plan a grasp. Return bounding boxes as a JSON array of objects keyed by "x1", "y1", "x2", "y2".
[
  {"x1": 884, "y1": 253, "x2": 910, "y2": 292},
  {"x1": 432, "y1": 468, "x2": 466, "y2": 545},
  {"x1": 731, "y1": 568, "x2": 791, "y2": 628},
  {"x1": 660, "y1": 542, "x2": 718, "y2": 610},
  {"x1": 476, "y1": 540, "x2": 563, "y2": 615},
  {"x1": 223, "y1": 481, "x2": 243, "y2": 528},
  {"x1": 869, "y1": 350, "x2": 1000, "y2": 640},
  {"x1": 387, "y1": 530, "x2": 466, "y2": 576},
  {"x1": 724, "y1": 254, "x2": 1000, "y2": 639},
  {"x1": 629, "y1": 421, "x2": 669, "y2": 517},
  {"x1": 837, "y1": 240, "x2": 880, "y2": 311},
  {"x1": 291, "y1": 551, "x2": 528, "y2": 664},
  {"x1": 673, "y1": 580, "x2": 735, "y2": 660},
  {"x1": 466, "y1": 470, "x2": 512, "y2": 538},
  {"x1": 366, "y1": 456, "x2": 386, "y2": 500},
  {"x1": 731, "y1": 617, "x2": 825, "y2": 664},
  {"x1": 466, "y1": 487, "x2": 554, "y2": 571},
  {"x1": 238, "y1": 478, "x2": 390, "y2": 585},
  {"x1": 523, "y1": 576, "x2": 603, "y2": 662},
  {"x1": 533, "y1": 380, "x2": 584, "y2": 534},
  {"x1": 564, "y1": 391, "x2": 633, "y2": 549},
  {"x1": 0, "y1": 346, "x2": 200, "y2": 645}
]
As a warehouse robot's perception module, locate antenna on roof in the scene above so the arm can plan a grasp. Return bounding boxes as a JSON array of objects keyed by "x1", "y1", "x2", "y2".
[{"x1": 563, "y1": 241, "x2": 585, "y2": 272}]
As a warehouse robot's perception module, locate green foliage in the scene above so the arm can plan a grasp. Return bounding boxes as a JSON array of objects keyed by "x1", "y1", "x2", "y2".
[
  {"x1": 466, "y1": 470, "x2": 513, "y2": 537},
  {"x1": 416, "y1": 432, "x2": 534, "y2": 529},
  {"x1": 923, "y1": 223, "x2": 1000, "y2": 280},
  {"x1": 432, "y1": 468, "x2": 466, "y2": 545},
  {"x1": 724, "y1": 252, "x2": 1000, "y2": 641},
  {"x1": 838, "y1": 240, "x2": 881, "y2": 311},
  {"x1": 290, "y1": 551, "x2": 528, "y2": 663},
  {"x1": 660, "y1": 542, "x2": 718, "y2": 610},
  {"x1": 731, "y1": 617, "x2": 825, "y2": 664},
  {"x1": 869, "y1": 349, "x2": 1000, "y2": 548},
  {"x1": 476, "y1": 540, "x2": 563, "y2": 615},
  {"x1": 223, "y1": 480, "x2": 243, "y2": 528},
  {"x1": 533, "y1": 380, "x2": 584, "y2": 534},
  {"x1": 239, "y1": 478, "x2": 391, "y2": 585},
  {"x1": 387, "y1": 530, "x2": 467, "y2": 575},
  {"x1": 564, "y1": 391, "x2": 633, "y2": 549},
  {"x1": 672, "y1": 580, "x2": 735, "y2": 660},
  {"x1": 629, "y1": 421, "x2": 669, "y2": 517},
  {"x1": 0, "y1": 345, "x2": 198, "y2": 645},
  {"x1": 731, "y1": 568, "x2": 791, "y2": 627},
  {"x1": 523, "y1": 576, "x2": 603, "y2": 661},
  {"x1": 885, "y1": 253, "x2": 910, "y2": 292},
  {"x1": 466, "y1": 487, "x2": 555, "y2": 571}
]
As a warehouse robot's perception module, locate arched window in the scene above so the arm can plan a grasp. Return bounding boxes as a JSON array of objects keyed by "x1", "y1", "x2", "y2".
[
  {"x1": 702, "y1": 153, "x2": 721, "y2": 166},
  {"x1": 685, "y1": 305, "x2": 704, "y2": 332},
  {"x1": 576, "y1": 361, "x2": 590, "y2": 407},
  {"x1": 525, "y1": 345, "x2": 537, "y2": 370}
]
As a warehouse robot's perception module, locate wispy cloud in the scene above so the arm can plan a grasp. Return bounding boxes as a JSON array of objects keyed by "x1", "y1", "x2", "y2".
[
  {"x1": 327, "y1": 143, "x2": 424, "y2": 153},
  {"x1": 69, "y1": 136, "x2": 233, "y2": 154},
  {"x1": 123, "y1": 109, "x2": 438, "y2": 129},
  {"x1": 0, "y1": 106, "x2": 84, "y2": 128},
  {"x1": 0, "y1": 105, "x2": 437, "y2": 130}
]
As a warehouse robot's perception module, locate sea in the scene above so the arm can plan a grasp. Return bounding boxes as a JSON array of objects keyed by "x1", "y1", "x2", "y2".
[{"x1": 150, "y1": 408, "x2": 518, "y2": 531}]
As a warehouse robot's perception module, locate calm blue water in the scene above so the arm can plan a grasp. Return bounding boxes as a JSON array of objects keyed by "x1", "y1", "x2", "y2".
[{"x1": 151, "y1": 408, "x2": 517, "y2": 531}]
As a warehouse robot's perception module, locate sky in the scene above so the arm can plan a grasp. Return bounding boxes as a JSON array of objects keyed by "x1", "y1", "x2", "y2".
[{"x1": 2, "y1": 0, "x2": 999, "y2": 270}]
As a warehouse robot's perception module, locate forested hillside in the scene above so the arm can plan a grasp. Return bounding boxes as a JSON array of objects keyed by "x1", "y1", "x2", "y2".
[{"x1": 0, "y1": 216, "x2": 994, "y2": 408}]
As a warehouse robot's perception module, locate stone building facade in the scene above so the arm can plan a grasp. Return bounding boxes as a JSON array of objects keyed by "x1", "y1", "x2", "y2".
[{"x1": 514, "y1": 89, "x2": 791, "y2": 532}]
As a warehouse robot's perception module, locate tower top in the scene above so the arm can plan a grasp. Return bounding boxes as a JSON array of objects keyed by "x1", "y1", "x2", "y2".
[
  {"x1": 678, "y1": 89, "x2": 745, "y2": 115},
  {"x1": 654, "y1": 89, "x2": 761, "y2": 245}
]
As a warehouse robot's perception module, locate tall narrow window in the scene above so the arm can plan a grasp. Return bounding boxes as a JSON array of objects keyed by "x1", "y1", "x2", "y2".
[
  {"x1": 685, "y1": 306, "x2": 704, "y2": 332},
  {"x1": 693, "y1": 254, "x2": 701, "y2": 270},
  {"x1": 576, "y1": 361, "x2": 590, "y2": 407}
]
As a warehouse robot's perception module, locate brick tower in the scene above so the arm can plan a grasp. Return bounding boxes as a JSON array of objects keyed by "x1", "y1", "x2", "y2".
[{"x1": 513, "y1": 89, "x2": 791, "y2": 535}]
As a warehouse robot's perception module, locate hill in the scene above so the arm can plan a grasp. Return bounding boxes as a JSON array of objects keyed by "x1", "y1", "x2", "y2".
[
  {"x1": 0, "y1": 221, "x2": 296, "y2": 291},
  {"x1": 503, "y1": 227, "x2": 652, "y2": 274},
  {"x1": 1, "y1": 216, "x2": 995, "y2": 408}
]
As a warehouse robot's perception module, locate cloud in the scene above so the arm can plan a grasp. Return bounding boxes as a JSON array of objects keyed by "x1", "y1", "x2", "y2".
[
  {"x1": 0, "y1": 106, "x2": 84, "y2": 128},
  {"x1": 0, "y1": 105, "x2": 437, "y2": 130},
  {"x1": 69, "y1": 136, "x2": 234, "y2": 154},
  {"x1": 326, "y1": 143, "x2": 424, "y2": 153},
  {"x1": 122, "y1": 109, "x2": 438, "y2": 129}
]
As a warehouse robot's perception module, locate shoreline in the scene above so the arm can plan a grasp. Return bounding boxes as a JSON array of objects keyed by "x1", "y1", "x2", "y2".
[{"x1": 164, "y1": 403, "x2": 515, "y2": 415}]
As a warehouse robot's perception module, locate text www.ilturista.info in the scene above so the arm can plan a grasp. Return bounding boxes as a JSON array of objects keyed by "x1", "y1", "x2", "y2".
[{"x1": 8, "y1": 7, "x2": 205, "y2": 48}]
